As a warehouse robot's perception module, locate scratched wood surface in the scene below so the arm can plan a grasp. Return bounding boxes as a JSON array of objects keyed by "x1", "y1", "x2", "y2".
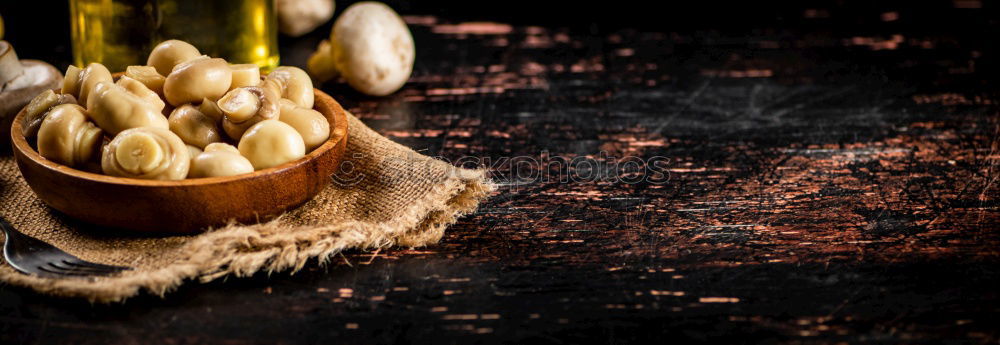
[{"x1": 2, "y1": 1, "x2": 999, "y2": 344}]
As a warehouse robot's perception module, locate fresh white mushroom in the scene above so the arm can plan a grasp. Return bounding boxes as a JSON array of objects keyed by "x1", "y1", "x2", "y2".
[
  {"x1": 238, "y1": 119, "x2": 305, "y2": 170},
  {"x1": 124, "y1": 65, "x2": 166, "y2": 97},
  {"x1": 101, "y1": 127, "x2": 190, "y2": 180},
  {"x1": 86, "y1": 81, "x2": 169, "y2": 135},
  {"x1": 1, "y1": 40, "x2": 64, "y2": 147},
  {"x1": 262, "y1": 66, "x2": 313, "y2": 109},
  {"x1": 276, "y1": 0, "x2": 335, "y2": 37},
  {"x1": 217, "y1": 86, "x2": 280, "y2": 140},
  {"x1": 313, "y1": 1, "x2": 415, "y2": 96},
  {"x1": 168, "y1": 104, "x2": 223, "y2": 149},
  {"x1": 146, "y1": 39, "x2": 202, "y2": 77},
  {"x1": 36, "y1": 104, "x2": 103, "y2": 170},
  {"x1": 163, "y1": 57, "x2": 233, "y2": 106},
  {"x1": 229, "y1": 64, "x2": 261, "y2": 89},
  {"x1": 277, "y1": 99, "x2": 329, "y2": 151},
  {"x1": 189, "y1": 142, "x2": 255, "y2": 178},
  {"x1": 116, "y1": 75, "x2": 166, "y2": 112},
  {"x1": 21, "y1": 89, "x2": 77, "y2": 138}
]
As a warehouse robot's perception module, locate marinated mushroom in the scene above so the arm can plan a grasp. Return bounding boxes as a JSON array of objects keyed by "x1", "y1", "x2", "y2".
[
  {"x1": 102, "y1": 127, "x2": 190, "y2": 180},
  {"x1": 229, "y1": 64, "x2": 261, "y2": 89},
  {"x1": 278, "y1": 99, "x2": 329, "y2": 151},
  {"x1": 62, "y1": 62, "x2": 112, "y2": 105},
  {"x1": 238, "y1": 119, "x2": 305, "y2": 170},
  {"x1": 217, "y1": 86, "x2": 280, "y2": 140},
  {"x1": 124, "y1": 65, "x2": 166, "y2": 96},
  {"x1": 198, "y1": 97, "x2": 225, "y2": 123},
  {"x1": 204, "y1": 142, "x2": 241, "y2": 154},
  {"x1": 168, "y1": 104, "x2": 222, "y2": 149},
  {"x1": 87, "y1": 81, "x2": 169, "y2": 135},
  {"x1": 61, "y1": 65, "x2": 81, "y2": 97},
  {"x1": 163, "y1": 57, "x2": 232, "y2": 106},
  {"x1": 324, "y1": 1, "x2": 415, "y2": 96},
  {"x1": 36, "y1": 104, "x2": 103, "y2": 170},
  {"x1": 189, "y1": 143, "x2": 255, "y2": 178},
  {"x1": 147, "y1": 39, "x2": 202, "y2": 77},
  {"x1": 186, "y1": 145, "x2": 202, "y2": 164},
  {"x1": 116, "y1": 75, "x2": 166, "y2": 112},
  {"x1": 262, "y1": 66, "x2": 313, "y2": 109},
  {"x1": 21, "y1": 89, "x2": 77, "y2": 138}
]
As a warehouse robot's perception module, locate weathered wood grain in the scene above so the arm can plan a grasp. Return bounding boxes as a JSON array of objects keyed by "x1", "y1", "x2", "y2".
[{"x1": 1, "y1": 1, "x2": 998, "y2": 344}]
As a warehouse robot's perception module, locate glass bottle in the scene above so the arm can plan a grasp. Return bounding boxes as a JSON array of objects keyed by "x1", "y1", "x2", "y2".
[{"x1": 69, "y1": 0, "x2": 279, "y2": 73}]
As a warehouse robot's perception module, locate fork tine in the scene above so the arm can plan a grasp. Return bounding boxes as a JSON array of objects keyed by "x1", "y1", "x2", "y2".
[
  {"x1": 49, "y1": 261, "x2": 123, "y2": 274},
  {"x1": 41, "y1": 262, "x2": 122, "y2": 276},
  {"x1": 36, "y1": 265, "x2": 103, "y2": 277},
  {"x1": 62, "y1": 258, "x2": 131, "y2": 271}
]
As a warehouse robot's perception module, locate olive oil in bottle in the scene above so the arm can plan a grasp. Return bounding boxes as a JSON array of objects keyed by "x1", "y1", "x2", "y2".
[{"x1": 70, "y1": 0, "x2": 279, "y2": 72}]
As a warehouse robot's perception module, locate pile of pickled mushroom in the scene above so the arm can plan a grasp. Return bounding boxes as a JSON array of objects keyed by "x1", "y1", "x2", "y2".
[{"x1": 21, "y1": 39, "x2": 330, "y2": 180}]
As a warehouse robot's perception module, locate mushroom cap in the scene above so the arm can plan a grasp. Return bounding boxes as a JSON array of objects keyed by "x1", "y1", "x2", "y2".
[
  {"x1": 21, "y1": 89, "x2": 77, "y2": 139},
  {"x1": 102, "y1": 127, "x2": 191, "y2": 180},
  {"x1": 36, "y1": 104, "x2": 103, "y2": 168},
  {"x1": 124, "y1": 65, "x2": 166, "y2": 96},
  {"x1": 168, "y1": 104, "x2": 223, "y2": 149},
  {"x1": 147, "y1": 39, "x2": 202, "y2": 77},
  {"x1": 189, "y1": 150, "x2": 255, "y2": 178},
  {"x1": 277, "y1": 99, "x2": 329, "y2": 151},
  {"x1": 163, "y1": 57, "x2": 233, "y2": 106},
  {"x1": 219, "y1": 86, "x2": 280, "y2": 140},
  {"x1": 237, "y1": 119, "x2": 305, "y2": 170},
  {"x1": 330, "y1": 1, "x2": 414, "y2": 96},
  {"x1": 76, "y1": 63, "x2": 112, "y2": 106},
  {"x1": 264, "y1": 66, "x2": 314, "y2": 109},
  {"x1": 87, "y1": 81, "x2": 169, "y2": 135},
  {"x1": 116, "y1": 75, "x2": 166, "y2": 112}
]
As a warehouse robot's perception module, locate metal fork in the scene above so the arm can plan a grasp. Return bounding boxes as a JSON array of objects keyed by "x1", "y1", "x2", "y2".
[{"x1": 1, "y1": 217, "x2": 131, "y2": 278}]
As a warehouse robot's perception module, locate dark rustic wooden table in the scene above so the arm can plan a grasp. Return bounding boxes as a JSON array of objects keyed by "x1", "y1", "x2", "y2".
[{"x1": 2, "y1": 1, "x2": 999, "y2": 344}]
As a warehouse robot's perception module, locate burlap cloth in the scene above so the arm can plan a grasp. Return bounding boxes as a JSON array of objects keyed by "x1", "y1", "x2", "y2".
[{"x1": 0, "y1": 113, "x2": 493, "y2": 302}]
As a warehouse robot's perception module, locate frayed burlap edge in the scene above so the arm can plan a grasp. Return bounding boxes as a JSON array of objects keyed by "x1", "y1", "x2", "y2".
[{"x1": 0, "y1": 168, "x2": 494, "y2": 303}]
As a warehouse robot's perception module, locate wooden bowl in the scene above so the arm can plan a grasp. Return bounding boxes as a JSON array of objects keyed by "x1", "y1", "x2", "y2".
[{"x1": 10, "y1": 88, "x2": 348, "y2": 234}]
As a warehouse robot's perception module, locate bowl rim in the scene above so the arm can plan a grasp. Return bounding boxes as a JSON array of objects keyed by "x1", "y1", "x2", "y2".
[{"x1": 10, "y1": 88, "x2": 348, "y2": 187}]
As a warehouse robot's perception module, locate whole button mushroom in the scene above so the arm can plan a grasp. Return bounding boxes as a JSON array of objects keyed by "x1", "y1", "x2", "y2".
[
  {"x1": 147, "y1": 39, "x2": 202, "y2": 77},
  {"x1": 278, "y1": 99, "x2": 329, "y2": 151},
  {"x1": 102, "y1": 127, "x2": 190, "y2": 180},
  {"x1": 124, "y1": 65, "x2": 166, "y2": 97},
  {"x1": 21, "y1": 89, "x2": 77, "y2": 139},
  {"x1": 36, "y1": 104, "x2": 103, "y2": 170},
  {"x1": 189, "y1": 142, "x2": 255, "y2": 178},
  {"x1": 262, "y1": 66, "x2": 313, "y2": 109},
  {"x1": 238, "y1": 119, "x2": 306, "y2": 170},
  {"x1": 116, "y1": 75, "x2": 166, "y2": 112},
  {"x1": 168, "y1": 104, "x2": 223, "y2": 149},
  {"x1": 312, "y1": 1, "x2": 415, "y2": 96},
  {"x1": 163, "y1": 57, "x2": 233, "y2": 106},
  {"x1": 217, "y1": 86, "x2": 280, "y2": 140},
  {"x1": 87, "y1": 81, "x2": 169, "y2": 135}
]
